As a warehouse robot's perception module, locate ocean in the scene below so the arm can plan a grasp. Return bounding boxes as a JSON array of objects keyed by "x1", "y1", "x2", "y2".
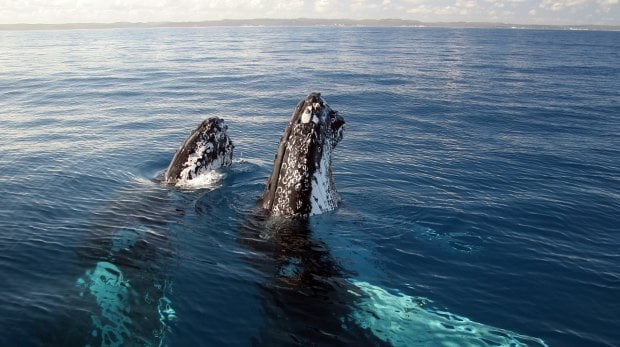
[{"x1": 0, "y1": 26, "x2": 618, "y2": 346}]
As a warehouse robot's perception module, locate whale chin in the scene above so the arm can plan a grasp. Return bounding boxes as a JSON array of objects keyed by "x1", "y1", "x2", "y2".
[
  {"x1": 261, "y1": 93, "x2": 345, "y2": 219},
  {"x1": 163, "y1": 117, "x2": 234, "y2": 186}
]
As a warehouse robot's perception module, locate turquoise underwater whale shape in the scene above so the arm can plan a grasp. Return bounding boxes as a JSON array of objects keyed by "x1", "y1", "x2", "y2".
[{"x1": 72, "y1": 94, "x2": 547, "y2": 347}]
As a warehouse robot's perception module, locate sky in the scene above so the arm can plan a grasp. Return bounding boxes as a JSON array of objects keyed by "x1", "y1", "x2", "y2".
[{"x1": 0, "y1": 0, "x2": 618, "y2": 25}]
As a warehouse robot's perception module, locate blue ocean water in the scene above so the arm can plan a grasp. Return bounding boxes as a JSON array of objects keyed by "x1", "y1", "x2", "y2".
[{"x1": 0, "y1": 26, "x2": 618, "y2": 346}]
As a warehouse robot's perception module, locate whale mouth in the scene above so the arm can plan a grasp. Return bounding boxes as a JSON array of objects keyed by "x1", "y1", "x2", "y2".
[{"x1": 262, "y1": 93, "x2": 345, "y2": 218}]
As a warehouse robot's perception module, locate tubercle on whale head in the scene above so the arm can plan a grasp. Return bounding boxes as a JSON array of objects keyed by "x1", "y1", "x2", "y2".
[
  {"x1": 261, "y1": 93, "x2": 345, "y2": 219},
  {"x1": 163, "y1": 117, "x2": 234, "y2": 185},
  {"x1": 292, "y1": 93, "x2": 345, "y2": 147}
]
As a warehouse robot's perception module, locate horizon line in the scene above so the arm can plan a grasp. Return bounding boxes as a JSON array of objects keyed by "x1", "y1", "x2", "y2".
[{"x1": 1, "y1": 18, "x2": 619, "y2": 31}]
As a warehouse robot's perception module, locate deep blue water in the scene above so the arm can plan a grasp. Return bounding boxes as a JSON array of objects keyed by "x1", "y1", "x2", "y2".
[{"x1": 0, "y1": 26, "x2": 619, "y2": 346}]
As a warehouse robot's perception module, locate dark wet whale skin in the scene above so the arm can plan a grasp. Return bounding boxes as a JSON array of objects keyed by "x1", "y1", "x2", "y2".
[
  {"x1": 261, "y1": 93, "x2": 345, "y2": 219},
  {"x1": 163, "y1": 117, "x2": 234, "y2": 185}
]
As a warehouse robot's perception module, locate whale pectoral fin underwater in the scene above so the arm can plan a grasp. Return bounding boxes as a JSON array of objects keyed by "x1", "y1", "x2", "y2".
[
  {"x1": 261, "y1": 93, "x2": 345, "y2": 219},
  {"x1": 164, "y1": 117, "x2": 234, "y2": 185}
]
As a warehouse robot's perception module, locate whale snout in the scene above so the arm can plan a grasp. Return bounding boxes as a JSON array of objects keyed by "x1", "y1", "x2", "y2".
[
  {"x1": 261, "y1": 93, "x2": 344, "y2": 218},
  {"x1": 164, "y1": 117, "x2": 234, "y2": 185}
]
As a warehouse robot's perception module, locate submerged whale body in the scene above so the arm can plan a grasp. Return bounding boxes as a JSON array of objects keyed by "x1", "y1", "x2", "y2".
[
  {"x1": 164, "y1": 117, "x2": 234, "y2": 185},
  {"x1": 261, "y1": 92, "x2": 345, "y2": 218},
  {"x1": 153, "y1": 94, "x2": 548, "y2": 346}
]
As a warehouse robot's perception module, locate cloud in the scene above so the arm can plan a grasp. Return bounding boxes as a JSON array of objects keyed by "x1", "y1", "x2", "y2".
[
  {"x1": 314, "y1": 0, "x2": 332, "y2": 13},
  {"x1": 0, "y1": 0, "x2": 307, "y2": 23},
  {"x1": 597, "y1": 0, "x2": 619, "y2": 10},
  {"x1": 0, "y1": 0, "x2": 618, "y2": 24},
  {"x1": 539, "y1": 0, "x2": 618, "y2": 11},
  {"x1": 540, "y1": 0, "x2": 588, "y2": 11}
]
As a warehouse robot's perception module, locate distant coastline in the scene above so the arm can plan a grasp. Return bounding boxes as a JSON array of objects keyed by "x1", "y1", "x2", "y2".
[{"x1": 1, "y1": 18, "x2": 619, "y2": 31}]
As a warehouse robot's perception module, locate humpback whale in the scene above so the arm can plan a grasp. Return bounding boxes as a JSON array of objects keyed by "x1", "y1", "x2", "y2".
[
  {"x1": 41, "y1": 119, "x2": 234, "y2": 346},
  {"x1": 158, "y1": 94, "x2": 547, "y2": 346},
  {"x1": 164, "y1": 117, "x2": 234, "y2": 185},
  {"x1": 261, "y1": 93, "x2": 345, "y2": 218}
]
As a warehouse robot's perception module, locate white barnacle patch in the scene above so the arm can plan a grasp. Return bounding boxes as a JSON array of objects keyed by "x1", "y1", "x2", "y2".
[{"x1": 301, "y1": 106, "x2": 313, "y2": 124}]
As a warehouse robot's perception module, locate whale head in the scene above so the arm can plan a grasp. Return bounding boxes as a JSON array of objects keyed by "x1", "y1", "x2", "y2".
[
  {"x1": 164, "y1": 117, "x2": 234, "y2": 185},
  {"x1": 261, "y1": 93, "x2": 345, "y2": 218}
]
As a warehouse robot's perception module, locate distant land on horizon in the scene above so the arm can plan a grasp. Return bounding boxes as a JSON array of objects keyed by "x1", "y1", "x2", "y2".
[{"x1": 1, "y1": 18, "x2": 619, "y2": 31}]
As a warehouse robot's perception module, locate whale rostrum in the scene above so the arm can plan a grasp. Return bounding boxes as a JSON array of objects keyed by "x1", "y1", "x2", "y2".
[
  {"x1": 164, "y1": 117, "x2": 234, "y2": 185},
  {"x1": 261, "y1": 93, "x2": 345, "y2": 218}
]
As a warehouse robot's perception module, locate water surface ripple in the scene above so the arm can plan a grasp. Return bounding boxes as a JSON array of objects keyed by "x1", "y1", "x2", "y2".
[{"x1": 0, "y1": 27, "x2": 618, "y2": 346}]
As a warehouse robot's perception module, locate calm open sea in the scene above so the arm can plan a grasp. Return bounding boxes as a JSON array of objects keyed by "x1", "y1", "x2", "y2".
[{"x1": 0, "y1": 26, "x2": 618, "y2": 346}]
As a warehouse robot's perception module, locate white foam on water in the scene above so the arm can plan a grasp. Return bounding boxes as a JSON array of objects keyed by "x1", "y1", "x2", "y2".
[{"x1": 174, "y1": 169, "x2": 225, "y2": 190}]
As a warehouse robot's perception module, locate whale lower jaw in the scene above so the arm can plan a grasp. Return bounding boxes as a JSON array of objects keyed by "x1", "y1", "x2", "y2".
[
  {"x1": 268, "y1": 163, "x2": 339, "y2": 219},
  {"x1": 265, "y1": 135, "x2": 339, "y2": 219},
  {"x1": 309, "y1": 142, "x2": 339, "y2": 216}
]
